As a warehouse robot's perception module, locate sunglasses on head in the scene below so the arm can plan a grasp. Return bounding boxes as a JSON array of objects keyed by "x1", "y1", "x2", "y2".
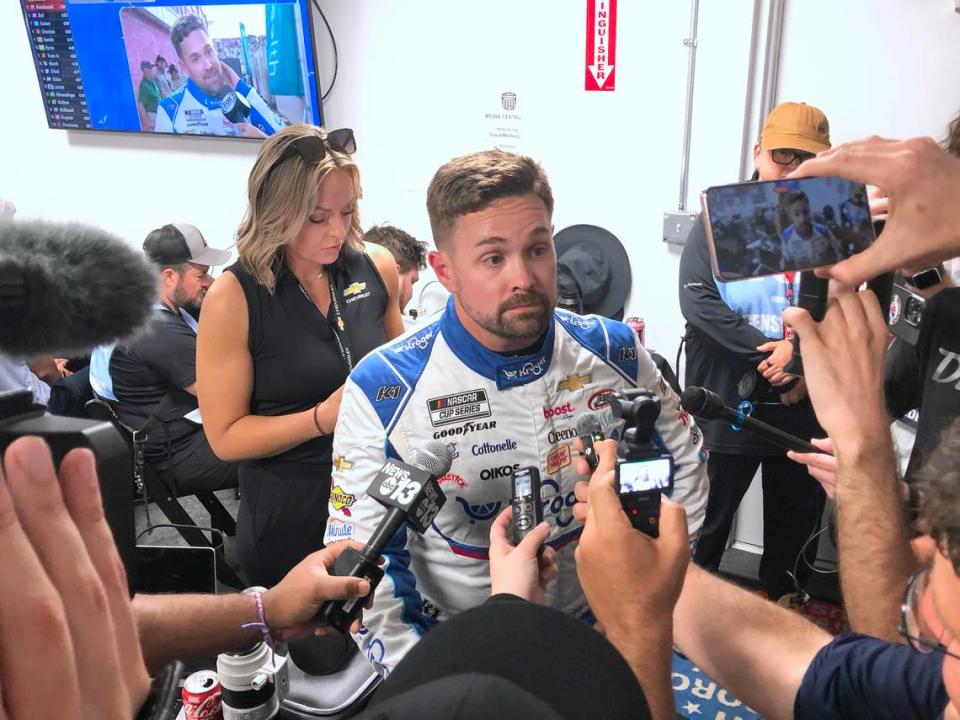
[
  {"x1": 259, "y1": 128, "x2": 356, "y2": 203},
  {"x1": 284, "y1": 128, "x2": 357, "y2": 165}
]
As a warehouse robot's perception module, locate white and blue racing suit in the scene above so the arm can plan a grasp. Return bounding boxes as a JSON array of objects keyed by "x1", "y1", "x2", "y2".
[
  {"x1": 155, "y1": 78, "x2": 282, "y2": 137},
  {"x1": 324, "y1": 298, "x2": 710, "y2": 673}
]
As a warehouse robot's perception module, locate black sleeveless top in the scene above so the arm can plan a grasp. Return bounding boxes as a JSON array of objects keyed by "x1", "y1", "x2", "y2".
[{"x1": 228, "y1": 246, "x2": 388, "y2": 466}]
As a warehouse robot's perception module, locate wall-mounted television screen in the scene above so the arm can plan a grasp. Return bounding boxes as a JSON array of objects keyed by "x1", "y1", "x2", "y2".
[{"x1": 20, "y1": 0, "x2": 323, "y2": 139}]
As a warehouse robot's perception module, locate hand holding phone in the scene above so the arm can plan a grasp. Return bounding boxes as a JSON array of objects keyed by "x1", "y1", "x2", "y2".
[
  {"x1": 616, "y1": 456, "x2": 674, "y2": 538},
  {"x1": 701, "y1": 176, "x2": 875, "y2": 282}
]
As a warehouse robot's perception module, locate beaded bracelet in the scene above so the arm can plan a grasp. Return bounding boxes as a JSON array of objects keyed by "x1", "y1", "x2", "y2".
[{"x1": 241, "y1": 590, "x2": 275, "y2": 650}]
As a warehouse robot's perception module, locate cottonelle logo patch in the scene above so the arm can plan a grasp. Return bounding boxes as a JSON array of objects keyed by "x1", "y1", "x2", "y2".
[
  {"x1": 556, "y1": 374, "x2": 591, "y2": 392},
  {"x1": 427, "y1": 389, "x2": 492, "y2": 427},
  {"x1": 587, "y1": 388, "x2": 616, "y2": 411},
  {"x1": 330, "y1": 485, "x2": 356, "y2": 515}
]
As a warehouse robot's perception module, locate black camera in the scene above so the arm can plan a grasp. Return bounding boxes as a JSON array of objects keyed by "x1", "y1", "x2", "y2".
[
  {"x1": 0, "y1": 390, "x2": 136, "y2": 579},
  {"x1": 608, "y1": 389, "x2": 675, "y2": 538}
]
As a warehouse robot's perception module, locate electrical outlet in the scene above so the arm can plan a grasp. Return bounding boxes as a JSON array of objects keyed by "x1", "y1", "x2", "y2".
[{"x1": 663, "y1": 211, "x2": 699, "y2": 246}]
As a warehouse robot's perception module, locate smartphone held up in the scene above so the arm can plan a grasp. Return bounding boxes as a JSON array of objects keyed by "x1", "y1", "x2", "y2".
[{"x1": 701, "y1": 176, "x2": 876, "y2": 282}]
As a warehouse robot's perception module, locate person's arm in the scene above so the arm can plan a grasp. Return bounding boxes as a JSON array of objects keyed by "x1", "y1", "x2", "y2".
[
  {"x1": 366, "y1": 241, "x2": 406, "y2": 340},
  {"x1": 678, "y1": 219, "x2": 774, "y2": 366},
  {"x1": 321, "y1": 376, "x2": 426, "y2": 673},
  {"x1": 572, "y1": 442, "x2": 831, "y2": 720},
  {"x1": 573, "y1": 444, "x2": 685, "y2": 720},
  {"x1": 231, "y1": 72, "x2": 283, "y2": 136},
  {"x1": 672, "y1": 564, "x2": 832, "y2": 720},
  {"x1": 791, "y1": 136, "x2": 960, "y2": 286},
  {"x1": 133, "y1": 542, "x2": 372, "y2": 672},
  {"x1": 197, "y1": 271, "x2": 340, "y2": 461},
  {"x1": 784, "y1": 289, "x2": 917, "y2": 641}
]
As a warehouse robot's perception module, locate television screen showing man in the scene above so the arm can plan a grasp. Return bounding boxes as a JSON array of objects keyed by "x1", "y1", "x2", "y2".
[{"x1": 155, "y1": 13, "x2": 284, "y2": 138}]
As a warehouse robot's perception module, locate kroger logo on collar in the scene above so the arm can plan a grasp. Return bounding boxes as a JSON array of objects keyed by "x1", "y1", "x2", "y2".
[
  {"x1": 394, "y1": 329, "x2": 434, "y2": 353},
  {"x1": 559, "y1": 314, "x2": 597, "y2": 330},
  {"x1": 499, "y1": 355, "x2": 548, "y2": 385}
]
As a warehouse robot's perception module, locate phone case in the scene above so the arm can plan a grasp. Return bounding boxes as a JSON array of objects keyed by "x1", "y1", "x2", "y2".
[{"x1": 888, "y1": 282, "x2": 926, "y2": 346}]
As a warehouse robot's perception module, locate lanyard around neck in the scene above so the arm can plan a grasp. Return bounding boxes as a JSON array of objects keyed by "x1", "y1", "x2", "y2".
[{"x1": 297, "y1": 271, "x2": 354, "y2": 371}]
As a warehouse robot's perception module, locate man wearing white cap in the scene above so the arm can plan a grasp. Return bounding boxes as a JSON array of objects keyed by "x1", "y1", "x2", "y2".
[{"x1": 90, "y1": 223, "x2": 237, "y2": 493}]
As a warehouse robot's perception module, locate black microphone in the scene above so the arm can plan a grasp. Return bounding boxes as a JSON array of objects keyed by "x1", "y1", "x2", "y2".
[
  {"x1": 0, "y1": 220, "x2": 156, "y2": 357},
  {"x1": 318, "y1": 441, "x2": 453, "y2": 633},
  {"x1": 680, "y1": 386, "x2": 827, "y2": 455},
  {"x1": 784, "y1": 271, "x2": 828, "y2": 377},
  {"x1": 220, "y1": 89, "x2": 251, "y2": 124},
  {"x1": 576, "y1": 413, "x2": 605, "y2": 471}
]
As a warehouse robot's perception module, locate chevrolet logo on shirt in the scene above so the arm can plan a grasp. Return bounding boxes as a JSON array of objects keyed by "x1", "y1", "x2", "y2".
[
  {"x1": 333, "y1": 456, "x2": 353, "y2": 472},
  {"x1": 556, "y1": 373, "x2": 591, "y2": 392},
  {"x1": 344, "y1": 282, "x2": 367, "y2": 297}
]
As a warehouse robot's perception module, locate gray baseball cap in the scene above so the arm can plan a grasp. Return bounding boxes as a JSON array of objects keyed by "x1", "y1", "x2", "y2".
[{"x1": 143, "y1": 223, "x2": 230, "y2": 267}]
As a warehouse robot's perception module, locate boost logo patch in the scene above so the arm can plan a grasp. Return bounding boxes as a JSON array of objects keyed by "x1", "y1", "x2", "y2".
[{"x1": 427, "y1": 389, "x2": 492, "y2": 427}]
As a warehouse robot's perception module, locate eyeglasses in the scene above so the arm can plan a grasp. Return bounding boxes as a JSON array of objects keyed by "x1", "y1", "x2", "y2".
[
  {"x1": 770, "y1": 148, "x2": 816, "y2": 166},
  {"x1": 899, "y1": 570, "x2": 960, "y2": 660}
]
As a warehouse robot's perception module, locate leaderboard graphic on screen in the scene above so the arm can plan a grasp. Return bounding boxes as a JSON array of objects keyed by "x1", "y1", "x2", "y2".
[{"x1": 20, "y1": 0, "x2": 323, "y2": 138}]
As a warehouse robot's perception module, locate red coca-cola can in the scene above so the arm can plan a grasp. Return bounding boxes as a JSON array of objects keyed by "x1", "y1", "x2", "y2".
[
  {"x1": 182, "y1": 670, "x2": 223, "y2": 720},
  {"x1": 624, "y1": 316, "x2": 645, "y2": 347}
]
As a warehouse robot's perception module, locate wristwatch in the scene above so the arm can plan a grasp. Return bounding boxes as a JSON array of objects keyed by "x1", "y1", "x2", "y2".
[{"x1": 903, "y1": 264, "x2": 945, "y2": 290}]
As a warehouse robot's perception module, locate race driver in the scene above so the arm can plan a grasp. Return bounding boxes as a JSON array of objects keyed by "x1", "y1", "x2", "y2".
[
  {"x1": 156, "y1": 14, "x2": 283, "y2": 138},
  {"x1": 324, "y1": 149, "x2": 710, "y2": 674}
]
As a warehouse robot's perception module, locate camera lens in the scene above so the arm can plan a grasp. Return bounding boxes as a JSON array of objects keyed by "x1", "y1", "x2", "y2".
[{"x1": 905, "y1": 298, "x2": 923, "y2": 327}]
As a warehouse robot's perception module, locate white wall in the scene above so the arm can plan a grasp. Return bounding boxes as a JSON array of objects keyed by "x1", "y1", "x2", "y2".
[{"x1": 2, "y1": 0, "x2": 960, "y2": 365}]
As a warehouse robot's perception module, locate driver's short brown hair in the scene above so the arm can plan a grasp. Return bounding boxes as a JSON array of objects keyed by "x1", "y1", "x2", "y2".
[{"x1": 426, "y1": 150, "x2": 553, "y2": 249}]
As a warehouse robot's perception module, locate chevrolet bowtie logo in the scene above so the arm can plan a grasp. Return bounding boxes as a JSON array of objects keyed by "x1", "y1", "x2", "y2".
[
  {"x1": 556, "y1": 373, "x2": 591, "y2": 392},
  {"x1": 333, "y1": 456, "x2": 353, "y2": 472},
  {"x1": 344, "y1": 281, "x2": 367, "y2": 296}
]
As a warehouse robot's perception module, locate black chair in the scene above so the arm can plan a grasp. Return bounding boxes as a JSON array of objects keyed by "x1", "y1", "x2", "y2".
[{"x1": 85, "y1": 398, "x2": 243, "y2": 589}]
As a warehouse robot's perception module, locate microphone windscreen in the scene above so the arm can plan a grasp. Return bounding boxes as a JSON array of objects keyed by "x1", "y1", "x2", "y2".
[
  {"x1": 412, "y1": 441, "x2": 454, "y2": 477},
  {"x1": 576, "y1": 413, "x2": 602, "y2": 436},
  {"x1": 0, "y1": 220, "x2": 157, "y2": 357},
  {"x1": 680, "y1": 386, "x2": 725, "y2": 419}
]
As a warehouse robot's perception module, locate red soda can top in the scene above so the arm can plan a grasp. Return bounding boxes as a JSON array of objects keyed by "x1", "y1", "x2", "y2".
[
  {"x1": 182, "y1": 670, "x2": 223, "y2": 720},
  {"x1": 624, "y1": 316, "x2": 645, "y2": 346}
]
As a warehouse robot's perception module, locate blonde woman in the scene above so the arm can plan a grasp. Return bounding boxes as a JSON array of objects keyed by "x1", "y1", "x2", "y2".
[{"x1": 198, "y1": 125, "x2": 404, "y2": 586}]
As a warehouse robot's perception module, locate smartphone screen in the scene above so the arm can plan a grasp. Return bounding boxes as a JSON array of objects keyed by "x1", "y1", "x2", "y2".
[
  {"x1": 617, "y1": 457, "x2": 674, "y2": 494},
  {"x1": 700, "y1": 176, "x2": 875, "y2": 281}
]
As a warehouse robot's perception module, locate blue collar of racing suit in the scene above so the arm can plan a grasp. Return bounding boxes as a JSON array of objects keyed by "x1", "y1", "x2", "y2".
[
  {"x1": 439, "y1": 296, "x2": 555, "y2": 390},
  {"x1": 185, "y1": 78, "x2": 226, "y2": 110}
]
